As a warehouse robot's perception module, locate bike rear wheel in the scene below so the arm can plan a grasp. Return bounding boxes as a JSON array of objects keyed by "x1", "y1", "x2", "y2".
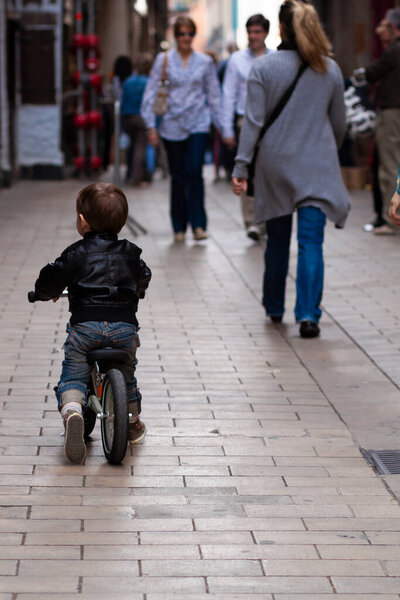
[{"x1": 100, "y1": 369, "x2": 129, "y2": 464}]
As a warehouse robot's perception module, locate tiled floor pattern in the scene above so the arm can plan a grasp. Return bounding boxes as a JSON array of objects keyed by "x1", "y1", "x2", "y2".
[{"x1": 0, "y1": 176, "x2": 399, "y2": 598}]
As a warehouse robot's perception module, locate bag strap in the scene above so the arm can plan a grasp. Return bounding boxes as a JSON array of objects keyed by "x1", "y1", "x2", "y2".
[
  {"x1": 246, "y1": 61, "x2": 307, "y2": 197},
  {"x1": 256, "y1": 61, "x2": 307, "y2": 145},
  {"x1": 160, "y1": 52, "x2": 169, "y2": 83}
]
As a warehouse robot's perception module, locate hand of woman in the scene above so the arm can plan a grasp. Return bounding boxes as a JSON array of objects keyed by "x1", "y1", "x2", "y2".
[
  {"x1": 147, "y1": 128, "x2": 159, "y2": 148},
  {"x1": 389, "y1": 191, "x2": 400, "y2": 226},
  {"x1": 231, "y1": 177, "x2": 247, "y2": 196},
  {"x1": 223, "y1": 137, "x2": 237, "y2": 151}
]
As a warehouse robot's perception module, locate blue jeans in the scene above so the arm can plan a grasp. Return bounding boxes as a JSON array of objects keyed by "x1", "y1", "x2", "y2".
[
  {"x1": 162, "y1": 133, "x2": 208, "y2": 233},
  {"x1": 263, "y1": 206, "x2": 326, "y2": 323},
  {"x1": 56, "y1": 321, "x2": 141, "y2": 412}
]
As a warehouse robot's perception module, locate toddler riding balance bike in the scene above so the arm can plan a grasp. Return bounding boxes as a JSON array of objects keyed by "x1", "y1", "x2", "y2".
[{"x1": 28, "y1": 291, "x2": 131, "y2": 464}]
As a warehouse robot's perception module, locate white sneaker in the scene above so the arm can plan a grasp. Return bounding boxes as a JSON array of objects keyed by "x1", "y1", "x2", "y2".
[{"x1": 63, "y1": 411, "x2": 86, "y2": 464}]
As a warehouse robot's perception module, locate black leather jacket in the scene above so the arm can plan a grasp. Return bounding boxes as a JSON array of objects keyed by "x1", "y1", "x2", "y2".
[{"x1": 34, "y1": 231, "x2": 151, "y2": 326}]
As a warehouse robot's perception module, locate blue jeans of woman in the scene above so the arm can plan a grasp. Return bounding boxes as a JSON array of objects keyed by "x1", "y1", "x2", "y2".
[
  {"x1": 263, "y1": 206, "x2": 326, "y2": 323},
  {"x1": 162, "y1": 133, "x2": 208, "y2": 233},
  {"x1": 56, "y1": 321, "x2": 141, "y2": 414}
]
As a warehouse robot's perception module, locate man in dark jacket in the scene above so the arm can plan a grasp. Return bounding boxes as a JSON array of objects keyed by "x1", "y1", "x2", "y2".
[
  {"x1": 357, "y1": 8, "x2": 400, "y2": 233},
  {"x1": 31, "y1": 182, "x2": 151, "y2": 463}
]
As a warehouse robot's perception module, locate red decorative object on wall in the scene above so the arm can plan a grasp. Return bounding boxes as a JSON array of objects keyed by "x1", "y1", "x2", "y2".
[
  {"x1": 90, "y1": 156, "x2": 102, "y2": 170},
  {"x1": 72, "y1": 0, "x2": 102, "y2": 173}
]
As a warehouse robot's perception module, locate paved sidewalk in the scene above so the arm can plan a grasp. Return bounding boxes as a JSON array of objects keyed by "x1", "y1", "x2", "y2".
[{"x1": 0, "y1": 174, "x2": 400, "y2": 598}]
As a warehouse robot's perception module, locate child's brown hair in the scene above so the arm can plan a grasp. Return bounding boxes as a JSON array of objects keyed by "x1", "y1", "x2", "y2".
[{"x1": 76, "y1": 183, "x2": 128, "y2": 234}]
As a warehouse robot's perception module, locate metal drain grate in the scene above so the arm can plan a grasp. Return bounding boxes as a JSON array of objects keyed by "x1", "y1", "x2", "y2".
[{"x1": 362, "y1": 449, "x2": 400, "y2": 475}]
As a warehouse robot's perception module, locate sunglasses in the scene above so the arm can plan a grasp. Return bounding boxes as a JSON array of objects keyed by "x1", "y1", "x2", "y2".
[{"x1": 176, "y1": 31, "x2": 195, "y2": 38}]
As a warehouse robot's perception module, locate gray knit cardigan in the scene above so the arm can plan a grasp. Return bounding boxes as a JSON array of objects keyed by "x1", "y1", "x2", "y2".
[{"x1": 232, "y1": 50, "x2": 351, "y2": 227}]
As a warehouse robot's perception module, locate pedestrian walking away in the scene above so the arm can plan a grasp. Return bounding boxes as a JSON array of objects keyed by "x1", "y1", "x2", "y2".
[
  {"x1": 215, "y1": 42, "x2": 239, "y2": 181},
  {"x1": 232, "y1": 0, "x2": 350, "y2": 339},
  {"x1": 217, "y1": 41, "x2": 239, "y2": 85},
  {"x1": 28, "y1": 183, "x2": 151, "y2": 463},
  {"x1": 121, "y1": 53, "x2": 153, "y2": 187},
  {"x1": 102, "y1": 56, "x2": 134, "y2": 173},
  {"x1": 141, "y1": 16, "x2": 222, "y2": 243},
  {"x1": 222, "y1": 13, "x2": 273, "y2": 242}
]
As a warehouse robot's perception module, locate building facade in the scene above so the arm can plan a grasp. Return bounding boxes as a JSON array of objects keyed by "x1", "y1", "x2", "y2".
[
  {"x1": 97, "y1": 0, "x2": 168, "y2": 76},
  {"x1": 0, "y1": 0, "x2": 168, "y2": 187},
  {"x1": 315, "y1": 0, "x2": 397, "y2": 76},
  {"x1": 0, "y1": 0, "x2": 64, "y2": 185}
]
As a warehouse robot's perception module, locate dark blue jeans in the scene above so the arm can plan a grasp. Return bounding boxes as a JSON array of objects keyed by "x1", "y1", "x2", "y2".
[
  {"x1": 56, "y1": 321, "x2": 141, "y2": 413},
  {"x1": 162, "y1": 133, "x2": 208, "y2": 233},
  {"x1": 263, "y1": 206, "x2": 326, "y2": 323}
]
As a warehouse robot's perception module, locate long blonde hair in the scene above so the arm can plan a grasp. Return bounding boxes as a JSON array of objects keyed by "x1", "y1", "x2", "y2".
[{"x1": 279, "y1": 0, "x2": 333, "y2": 73}]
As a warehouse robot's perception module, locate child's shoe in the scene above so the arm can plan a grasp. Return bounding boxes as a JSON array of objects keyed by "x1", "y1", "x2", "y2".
[
  {"x1": 63, "y1": 411, "x2": 86, "y2": 464},
  {"x1": 128, "y1": 419, "x2": 147, "y2": 444}
]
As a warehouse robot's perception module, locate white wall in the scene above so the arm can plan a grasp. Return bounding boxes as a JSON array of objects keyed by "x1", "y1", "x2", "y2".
[{"x1": 18, "y1": 105, "x2": 63, "y2": 166}]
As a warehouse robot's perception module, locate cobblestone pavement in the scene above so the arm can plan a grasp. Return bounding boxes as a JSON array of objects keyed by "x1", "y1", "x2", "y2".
[{"x1": 1, "y1": 172, "x2": 400, "y2": 598}]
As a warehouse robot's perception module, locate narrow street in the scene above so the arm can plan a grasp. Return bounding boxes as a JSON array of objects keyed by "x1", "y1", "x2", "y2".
[{"x1": 1, "y1": 171, "x2": 400, "y2": 598}]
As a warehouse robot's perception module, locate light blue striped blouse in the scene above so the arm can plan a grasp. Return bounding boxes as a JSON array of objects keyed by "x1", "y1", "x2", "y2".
[{"x1": 141, "y1": 49, "x2": 222, "y2": 141}]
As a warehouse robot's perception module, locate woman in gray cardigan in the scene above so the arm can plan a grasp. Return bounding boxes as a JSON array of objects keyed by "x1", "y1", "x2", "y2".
[{"x1": 232, "y1": 0, "x2": 350, "y2": 338}]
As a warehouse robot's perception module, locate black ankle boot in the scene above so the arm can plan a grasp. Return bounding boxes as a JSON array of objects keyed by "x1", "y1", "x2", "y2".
[
  {"x1": 299, "y1": 320, "x2": 320, "y2": 338},
  {"x1": 270, "y1": 315, "x2": 283, "y2": 323}
]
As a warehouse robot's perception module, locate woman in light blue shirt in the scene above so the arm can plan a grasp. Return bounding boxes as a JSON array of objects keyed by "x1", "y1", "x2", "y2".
[{"x1": 141, "y1": 17, "x2": 222, "y2": 242}]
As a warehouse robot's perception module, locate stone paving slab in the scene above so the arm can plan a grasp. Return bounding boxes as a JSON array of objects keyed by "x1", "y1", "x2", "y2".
[{"x1": 1, "y1": 176, "x2": 400, "y2": 597}]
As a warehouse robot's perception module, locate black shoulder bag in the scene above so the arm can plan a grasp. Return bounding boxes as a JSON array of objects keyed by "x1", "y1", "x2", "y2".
[{"x1": 247, "y1": 61, "x2": 308, "y2": 197}]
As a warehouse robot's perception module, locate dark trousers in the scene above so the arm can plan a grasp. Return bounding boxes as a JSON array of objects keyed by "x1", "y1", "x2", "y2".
[
  {"x1": 125, "y1": 115, "x2": 151, "y2": 185},
  {"x1": 263, "y1": 213, "x2": 293, "y2": 318},
  {"x1": 162, "y1": 133, "x2": 208, "y2": 233},
  {"x1": 372, "y1": 145, "x2": 383, "y2": 221},
  {"x1": 263, "y1": 206, "x2": 326, "y2": 323}
]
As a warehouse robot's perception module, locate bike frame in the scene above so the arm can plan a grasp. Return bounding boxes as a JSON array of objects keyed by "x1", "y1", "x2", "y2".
[
  {"x1": 88, "y1": 361, "x2": 106, "y2": 419},
  {"x1": 87, "y1": 361, "x2": 133, "y2": 421}
]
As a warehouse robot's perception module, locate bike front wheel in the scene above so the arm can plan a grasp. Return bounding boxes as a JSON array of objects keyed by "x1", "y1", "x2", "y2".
[{"x1": 101, "y1": 369, "x2": 129, "y2": 464}]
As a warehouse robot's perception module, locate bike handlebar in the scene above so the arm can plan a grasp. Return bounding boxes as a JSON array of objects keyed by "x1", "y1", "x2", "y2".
[{"x1": 27, "y1": 290, "x2": 68, "y2": 303}]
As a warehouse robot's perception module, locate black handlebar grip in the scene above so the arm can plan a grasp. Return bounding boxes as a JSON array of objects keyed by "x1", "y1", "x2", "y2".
[{"x1": 28, "y1": 291, "x2": 37, "y2": 303}]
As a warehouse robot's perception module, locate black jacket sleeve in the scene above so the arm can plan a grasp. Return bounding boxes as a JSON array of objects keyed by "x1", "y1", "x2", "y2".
[
  {"x1": 137, "y1": 259, "x2": 152, "y2": 299},
  {"x1": 34, "y1": 252, "x2": 72, "y2": 300}
]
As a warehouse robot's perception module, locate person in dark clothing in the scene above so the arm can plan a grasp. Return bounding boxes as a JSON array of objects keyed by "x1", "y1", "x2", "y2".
[
  {"x1": 216, "y1": 42, "x2": 239, "y2": 180},
  {"x1": 368, "y1": 146, "x2": 385, "y2": 230},
  {"x1": 30, "y1": 183, "x2": 151, "y2": 463},
  {"x1": 122, "y1": 53, "x2": 153, "y2": 186},
  {"x1": 102, "y1": 56, "x2": 134, "y2": 171},
  {"x1": 363, "y1": 18, "x2": 392, "y2": 232},
  {"x1": 217, "y1": 42, "x2": 239, "y2": 84},
  {"x1": 354, "y1": 8, "x2": 400, "y2": 233}
]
